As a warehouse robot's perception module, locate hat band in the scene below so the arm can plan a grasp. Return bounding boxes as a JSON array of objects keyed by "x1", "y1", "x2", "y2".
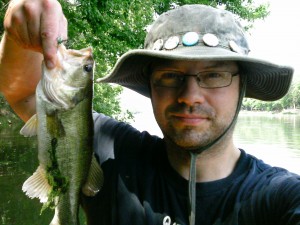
[{"x1": 149, "y1": 31, "x2": 249, "y2": 55}]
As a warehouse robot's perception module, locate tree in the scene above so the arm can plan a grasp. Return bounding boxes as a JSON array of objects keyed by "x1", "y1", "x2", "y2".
[
  {"x1": 289, "y1": 82, "x2": 300, "y2": 109},
  {"x1": 241, "y1": 82, "x2": 300, "y2": 112},
  {"x1": 0, "y1": 0, "x2": 269, "y2": 122}
]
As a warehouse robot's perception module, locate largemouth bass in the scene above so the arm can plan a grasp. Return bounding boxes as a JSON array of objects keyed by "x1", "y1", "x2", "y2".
[{"x1": 20, "y1": 44, "x2": 103, "y2": 225}]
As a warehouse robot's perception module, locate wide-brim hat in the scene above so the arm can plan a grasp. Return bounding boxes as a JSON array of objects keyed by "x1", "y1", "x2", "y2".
[{"x1": 97, "y1": 4, "x2": 293, "y2": 101}]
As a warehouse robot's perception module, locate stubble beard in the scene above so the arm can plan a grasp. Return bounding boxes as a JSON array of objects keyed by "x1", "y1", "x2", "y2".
[
  {"x1": 164, "y1": 120, "x2": 225, "y2": 150},
  {"x1": 162, "y1": 109, "x2": 236, "y2": 153}
]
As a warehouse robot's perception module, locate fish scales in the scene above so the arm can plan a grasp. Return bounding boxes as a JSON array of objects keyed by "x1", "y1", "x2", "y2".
[
  {"x1": 21, "y1": 44, "x2": 103, "y2": 225},
  {"x1": 37, "y1": 92, "x2": 93, "y2": 224}
]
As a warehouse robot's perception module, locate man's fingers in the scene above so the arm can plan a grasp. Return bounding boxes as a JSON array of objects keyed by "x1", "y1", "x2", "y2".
[
  {"x1": 40, "y1": 0, "x2": 67, "y2": 69},
  {"x1": 23, "y1": 1, "x2": 43, "y2": 51},
  {"x1": 4, "y1": 0, "x2": 40, "y2": 51},
  {"x1": 3, "y1": 1, "x2": 25, "y2": 46},
  {"x1": 59, "y1": 15, "x2": 68, "y2": 44},
  {"x1": 4, "y1": 0, "x2": 68, "y2": 69}
]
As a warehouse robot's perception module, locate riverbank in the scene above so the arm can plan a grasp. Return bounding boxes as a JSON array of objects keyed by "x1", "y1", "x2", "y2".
[{"x1": 239, "y1": 109, "x2": 300, "y2": 116}]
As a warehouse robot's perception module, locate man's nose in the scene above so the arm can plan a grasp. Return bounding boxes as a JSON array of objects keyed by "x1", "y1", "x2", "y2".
[{"x1": 177, "y1": 76, "x2": 206, "y2": 106}]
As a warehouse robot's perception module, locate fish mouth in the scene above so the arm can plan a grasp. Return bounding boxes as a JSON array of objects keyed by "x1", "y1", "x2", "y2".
[
  {"x1": 58, "y1": 44, "x2": 93, "y2": 57},
  {"x1": 67, "y1": 47, "x2": 93, "y2": 58},
  {"x1": 41, "y1": 44, "x2": 95, "y2": 109},
  {"x1": 55, "y1": 44, "x2": 94, "y2": 68}
]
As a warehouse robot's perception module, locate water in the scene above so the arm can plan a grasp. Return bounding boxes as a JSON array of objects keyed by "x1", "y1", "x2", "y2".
[
  {"x1": 234, "y1": 112, "x2": 300, "y2": 174},
  {"x1": 0, "y1": 121, "x2": 52, "y2": 225},
  {"x1": 0, "y1": 113, "x2": 300, "y2": 224},
  {"x1": 0, "y1": 120, "x2": 85, "y2": 225}
]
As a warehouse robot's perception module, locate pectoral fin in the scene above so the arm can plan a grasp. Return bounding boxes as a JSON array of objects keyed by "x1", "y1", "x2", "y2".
[
  {"x1": 82, "y1": 155, "x2": 104, "y2": 196},
  {"x1": 20, "y1": 114, "x2": 38, "y2": 137},
  {"x1": 22, "y1": 166, "x2": 51, "y2": 203}
]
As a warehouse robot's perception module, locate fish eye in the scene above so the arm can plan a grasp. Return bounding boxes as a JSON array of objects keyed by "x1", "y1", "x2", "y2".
[{"x1": 83, "y1": 64, "x2": 93, "y2": 73}]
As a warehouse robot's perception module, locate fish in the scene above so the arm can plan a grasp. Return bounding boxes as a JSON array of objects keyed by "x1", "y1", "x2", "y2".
[{"x1": 20, "y1": 44, "x2": 103, "y2": 225}]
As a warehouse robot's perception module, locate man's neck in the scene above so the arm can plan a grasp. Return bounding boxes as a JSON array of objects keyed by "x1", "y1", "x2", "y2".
[{"x1": 166, "y1": 140, "x2": 241, "y2": 183}]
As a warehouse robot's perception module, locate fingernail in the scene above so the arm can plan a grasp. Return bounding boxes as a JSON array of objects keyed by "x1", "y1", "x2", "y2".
[{"x1": 46, "y1": 60, "x2": 55, "y2": 69}]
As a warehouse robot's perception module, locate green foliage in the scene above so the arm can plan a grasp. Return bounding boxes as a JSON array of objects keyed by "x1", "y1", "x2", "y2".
[
  {"x1": 58, "y1": 0, "x2": 269, "y2": 120},
  {"x1": 0, "y1": 1, "x2": 10, "y2": 34},
  {"x1": 1, "y1": 0, "x2": 269, "y2": 122},
  {"x1": 242, "y1": 82, "x2": 300, "y2": 112},
  {"x1": 0, "y1": 94, "x2": 23, "y2": 126}
]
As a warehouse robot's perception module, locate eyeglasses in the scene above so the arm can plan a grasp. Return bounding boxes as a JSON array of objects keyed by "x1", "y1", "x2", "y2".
[{"x1": 151, "y1": 70, "x2": 239, "y2": 89}]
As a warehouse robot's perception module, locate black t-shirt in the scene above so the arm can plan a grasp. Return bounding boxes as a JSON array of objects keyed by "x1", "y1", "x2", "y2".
[{"x1": 81, "y1": 113, "x2": 300, "y2": 225}]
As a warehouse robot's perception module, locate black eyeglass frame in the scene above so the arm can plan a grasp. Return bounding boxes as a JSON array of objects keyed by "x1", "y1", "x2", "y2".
[{"x1": 151, "y1": 70, "x2": 239, "y2": 89}]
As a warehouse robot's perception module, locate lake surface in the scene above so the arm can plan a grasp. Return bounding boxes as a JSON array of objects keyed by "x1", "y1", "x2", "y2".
[
  {"x1": 0, "y1": 113, "x2": 300, "y2": 224},
  {"x1": 0, "y1": 120, "x2": 86, "y2": 225},
  {"x1": 234, "y1": 112, "x2": 300, "y2": 174}
]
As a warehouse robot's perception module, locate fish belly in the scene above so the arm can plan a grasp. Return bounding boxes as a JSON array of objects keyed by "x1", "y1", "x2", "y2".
[{"x1": 38, "y1": 96, "x2": 93, "y2": 225}]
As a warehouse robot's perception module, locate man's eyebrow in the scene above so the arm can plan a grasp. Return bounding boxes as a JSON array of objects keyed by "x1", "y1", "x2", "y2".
[
  {"x1": 202, "y1": 61, "x2": 229, "y2": 69},
  {"x1": 151, "y1": 60, "x2": 235, "y2": 71}
]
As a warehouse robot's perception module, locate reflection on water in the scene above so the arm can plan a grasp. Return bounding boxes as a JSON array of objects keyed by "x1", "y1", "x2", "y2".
[
  {"x1": 234, "y1": 112, "x2": 300, "y2": 174},
  {"x1": 0, "y1": 123, "x2": 53, "y2": 225},
  {"x1": 0, "y1": 113, "x2": 300, "y2": 224},
  {"x1": 0, "y1": 121, "x2": 86, "y2": 225}
]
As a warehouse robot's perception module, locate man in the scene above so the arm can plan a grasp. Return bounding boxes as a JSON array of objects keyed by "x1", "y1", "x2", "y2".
[{"x1": 0, "y1": 1, "x2": 299, "y2": 225}]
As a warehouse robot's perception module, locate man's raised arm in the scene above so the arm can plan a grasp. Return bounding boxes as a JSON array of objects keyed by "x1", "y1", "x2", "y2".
[{"x1": 0, "y1": 0, "x2": 67, "y2": 121}]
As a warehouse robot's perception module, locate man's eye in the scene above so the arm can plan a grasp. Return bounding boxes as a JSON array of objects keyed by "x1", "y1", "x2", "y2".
[
  {"x1": 161, "y1": 72, "x2": 181, "y2": 79},
  {"x1": 205, "y1": 72, "x2": 222, "y2": 78}
]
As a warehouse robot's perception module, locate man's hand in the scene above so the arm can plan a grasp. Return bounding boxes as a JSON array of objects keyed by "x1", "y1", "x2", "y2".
[
  {"x1": 3, "y1": 0, "x2": 68, "y2": 69},
  {"x1": 0, "y1": 0, "x2": 68, "y2": 121}
]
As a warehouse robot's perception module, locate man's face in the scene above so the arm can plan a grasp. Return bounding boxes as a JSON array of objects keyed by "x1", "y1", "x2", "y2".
[{"x1": 150, "y1": 60, "x2": 240, "y2": 150}]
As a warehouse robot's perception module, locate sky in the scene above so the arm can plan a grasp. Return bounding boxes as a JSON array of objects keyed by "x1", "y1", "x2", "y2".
[
  {"x1": 120, "y1": 0, "x2": 300, "y2": 136},
  {"x1": 248, "y1": 0, "x2": 300, "y2": 76}
]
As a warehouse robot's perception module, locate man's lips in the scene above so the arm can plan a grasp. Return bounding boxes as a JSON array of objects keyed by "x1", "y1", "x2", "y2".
[{"x1": 170, "y1": 113, "x2": 209, "y2": 126}]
